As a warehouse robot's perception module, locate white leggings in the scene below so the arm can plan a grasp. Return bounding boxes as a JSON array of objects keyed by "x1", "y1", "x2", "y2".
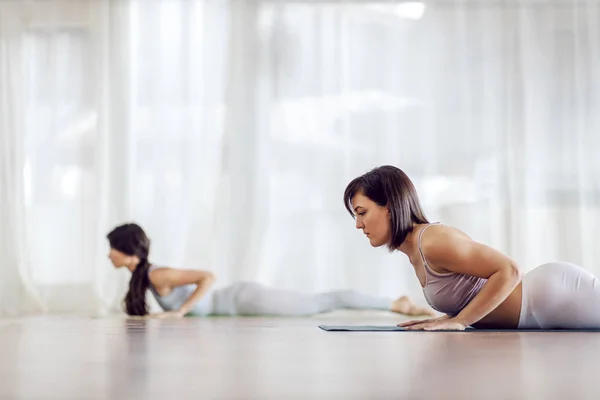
[
  {"x1": 210, "y1": 282, "x2": 392, "y2": 316},
  {"x1": 518, "y1": 262, "x2": 600, "y2": 329}
]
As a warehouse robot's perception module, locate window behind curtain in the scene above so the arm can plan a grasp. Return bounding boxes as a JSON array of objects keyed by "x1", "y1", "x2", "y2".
[{"x1": 22, "y1": 26, "x2": 98, "y2": 285}]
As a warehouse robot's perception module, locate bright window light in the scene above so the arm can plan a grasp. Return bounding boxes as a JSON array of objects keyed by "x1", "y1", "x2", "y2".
[
  {"x1": 395, "y1": 2, "x2": 426, "y2": 20},
  {"x1": 365, "y1": 2, "x2": 426, "y2": 20}
]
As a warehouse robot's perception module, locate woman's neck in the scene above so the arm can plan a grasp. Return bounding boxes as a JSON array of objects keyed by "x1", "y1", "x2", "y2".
[
  {"x1": 397, "y1": 223, "x2": 426, "y2": 258},
  {"x1": 126, "y1": 262, "x2": 139, "y2": 273}
]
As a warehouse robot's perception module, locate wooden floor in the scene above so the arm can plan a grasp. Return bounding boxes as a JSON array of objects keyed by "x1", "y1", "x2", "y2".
[{"x1": 0, "y1": 312, "x2": 599, "y2": 399}]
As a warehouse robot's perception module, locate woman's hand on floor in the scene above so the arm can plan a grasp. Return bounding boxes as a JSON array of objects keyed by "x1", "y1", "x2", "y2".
[
  {"x1": 151, "y1": 311, "x2": 185, "y2": 319},
  {"x1": 398, "y1": 315, "x2": 466, "y2": 331},
  {"x1": 398, "y1": 314, "x2": 450, "y2": 329}
]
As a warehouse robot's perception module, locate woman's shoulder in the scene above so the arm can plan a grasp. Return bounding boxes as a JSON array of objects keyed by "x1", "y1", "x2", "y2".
[
  {"x1": 148, "y1": 264, "x2": 172, "y2": 271},
  {"x1": 419, "y1": 223, "x2": 473, "y2": 252},
  {"x1": 421, "y1": 222, "x2": 470, "y2": 236},
  {"x1": 416, "y1": 224, "x2": 477, "y2": 274},
  {"x1": 147, "y1": 265, "x2": 176, "y2": 286},
  {"x1": 148, "y1": 266, "x2": 216, "y2": 288},
  {"x1": 148, "y1": 264, "x2": 170, "y2": 275}
]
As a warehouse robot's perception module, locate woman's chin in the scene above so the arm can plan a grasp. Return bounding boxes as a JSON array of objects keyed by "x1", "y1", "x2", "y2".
[{"x1": 368, "y1": 238, "x2": 386, "y2": 248}]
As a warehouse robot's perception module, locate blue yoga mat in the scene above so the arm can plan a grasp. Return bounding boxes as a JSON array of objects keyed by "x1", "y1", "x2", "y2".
[{"x1": 318, "y1": 325, "x2": 600, "y2": 332}]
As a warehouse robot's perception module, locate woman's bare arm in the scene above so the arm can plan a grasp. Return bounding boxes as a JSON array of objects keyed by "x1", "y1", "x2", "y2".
[
  {"x1": 149, "y1": 268, "x2": 216, "y2": 315},
  {"x1": 421, "y1": 227, "x2": 522, "y2": 327}
]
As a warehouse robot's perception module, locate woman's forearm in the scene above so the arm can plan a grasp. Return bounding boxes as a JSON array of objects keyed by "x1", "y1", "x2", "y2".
[
  {"x1": 178, "y1": 274, "x2": 216, "y2": 315},
  {"x1": 454, "y1": 265, "x2": 521, "y2": 327}
]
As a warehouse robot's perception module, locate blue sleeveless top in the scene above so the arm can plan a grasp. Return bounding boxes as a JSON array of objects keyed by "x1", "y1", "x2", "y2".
[{"x1": 147, "y1": 265, "x2": 214, "y2": 316}]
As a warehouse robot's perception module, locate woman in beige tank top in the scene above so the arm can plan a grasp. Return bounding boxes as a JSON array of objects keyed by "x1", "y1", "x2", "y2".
[{"x1": 344, "y1": 165, "x2": 600, "y2": 330}]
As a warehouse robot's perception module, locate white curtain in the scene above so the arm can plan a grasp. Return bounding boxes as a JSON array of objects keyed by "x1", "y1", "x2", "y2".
[{"x1": 0, "y1": 0, "x2": 599, "y2": 316}]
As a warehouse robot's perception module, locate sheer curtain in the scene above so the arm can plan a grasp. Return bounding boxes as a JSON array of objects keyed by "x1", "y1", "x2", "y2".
[
  {"x1": 0, "y1": 2, "x2": 46, "y2": 315},
  {"x1": 0, "y1": 0, "x2": 599, "y2": 316},
  {"x1": 252, "y1": 0, "x2": 600, "y2": 295}
]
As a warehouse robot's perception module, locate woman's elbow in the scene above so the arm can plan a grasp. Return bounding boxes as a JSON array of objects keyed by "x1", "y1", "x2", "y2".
[
  {"x1": 203, "y1": 272, "x2": 216, "y2": 284},
  {"x1": 507, "y1": 262, "x2": 523, "y2": 282}
]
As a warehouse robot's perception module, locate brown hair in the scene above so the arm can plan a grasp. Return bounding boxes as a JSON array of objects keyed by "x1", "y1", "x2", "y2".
[
  {"x1": 343, "y1": 165, "x2": 429, "y2": 250},
  {"x1": 107, "y1": 223, "x2": 151, "y2": 316}
]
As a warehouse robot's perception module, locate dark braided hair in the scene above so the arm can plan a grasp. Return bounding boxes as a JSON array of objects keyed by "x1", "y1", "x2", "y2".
[{"x1": 107, "y1": 223, "x2": 151, "y2": 316}]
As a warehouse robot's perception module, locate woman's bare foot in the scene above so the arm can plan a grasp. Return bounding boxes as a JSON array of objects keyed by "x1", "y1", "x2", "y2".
[{"x1": 391, "y1": 296, "x2": 436, "y2": 317}]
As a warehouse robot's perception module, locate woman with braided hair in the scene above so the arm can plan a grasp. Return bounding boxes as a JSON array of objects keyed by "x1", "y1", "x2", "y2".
[{"x1": 107, "y1": 223, "x2": 435, "y2": 318}]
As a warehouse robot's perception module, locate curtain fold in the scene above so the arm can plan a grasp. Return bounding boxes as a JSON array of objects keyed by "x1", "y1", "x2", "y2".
[{"x1": 0, "y1": 2, "x2": 46, "y2": 316}]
